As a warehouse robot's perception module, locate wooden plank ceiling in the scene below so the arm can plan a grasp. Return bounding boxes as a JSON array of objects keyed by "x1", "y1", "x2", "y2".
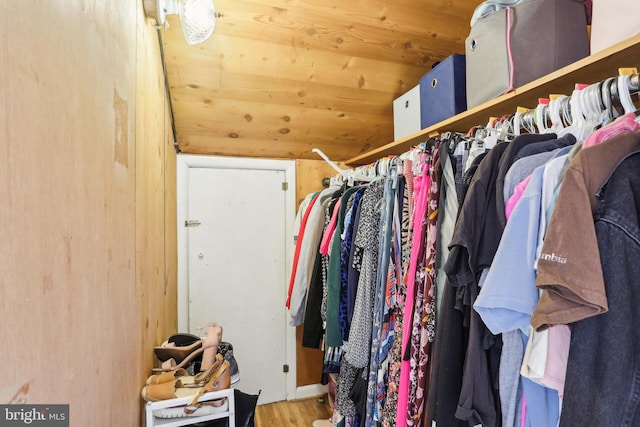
[{"x1": 163, "y1": 0, "x2": 476, "y2": 162}]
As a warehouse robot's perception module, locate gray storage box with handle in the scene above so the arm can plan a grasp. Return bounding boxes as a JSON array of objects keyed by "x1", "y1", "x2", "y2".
[{"x1": 465, "y1": 0, "x2": 589, "y2": 109}]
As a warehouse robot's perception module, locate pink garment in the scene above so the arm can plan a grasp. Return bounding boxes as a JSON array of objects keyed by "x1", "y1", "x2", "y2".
[
  {"x1": 505, "y1": 174, "x2": 532, "y2": 220},
  {"x1": 319, "y1": 198, "x2": 342, "y2": 255},
  {"x1": 582, "y1": 112, "x2": 639, "y2": 148},
  {"x1": 396, "y1": 156, "x2": 431, "y2": 427},
  {"x1": 541, "y1": 324, "x2": 571, "y2": 398}
]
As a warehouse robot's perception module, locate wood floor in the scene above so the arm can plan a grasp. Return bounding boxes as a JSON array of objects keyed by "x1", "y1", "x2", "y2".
[{"x1": 254, "y1": 395, "x2": 332, "y2": 427}]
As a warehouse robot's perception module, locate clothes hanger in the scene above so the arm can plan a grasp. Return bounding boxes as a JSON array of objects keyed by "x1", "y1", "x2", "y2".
[
  {"x1": 493, "y1": 115, "x2": 514, "y2": 141},
  {"x1": 581, "y1": 83, "x2": 605, "y2": 129},
  {"x1": 312, "y1": 148, "x2": 373, "y2": 185},
  {"x1": 606, "y1": 72, "x2": 640, "y2": 118},
  {"x1": 558, "y1": 86, "x2": 589, "y2": 139},
  {"x1": 482, "y1": 118, "x2": 499, "y2": 148},
  {"x1": 524, "y1": 109, "x2": 537, "y2": 133},
  {"x1": 631, "y1": 74, "x2": 640, "y2": 118},
  {"x1": 616, "y1": 73, "x2": 639, "y2": 115},
  {"x1": 600, "y1": 77, "x2": 617, "y2": 123},
  {"x1": 559, "y1": 95, "x2": 572, "y2": 128},
  {"x1": 329, "y1": 174, "x2": 343, "y2": 187},
  {"x1": 512, "y1": 110, "x2": 524, "y2": 136},
  {"x1": 534, "y1": 99, "x2": 551, "y2": 134},
  {"x1": 548, "y1": 94, "x2": 569, "y2": 133}
]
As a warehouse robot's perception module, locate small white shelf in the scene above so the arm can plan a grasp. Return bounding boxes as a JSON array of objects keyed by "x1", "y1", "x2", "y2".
[{"x1": 144, "y1": 388, "x2": 235, "y2": 427}]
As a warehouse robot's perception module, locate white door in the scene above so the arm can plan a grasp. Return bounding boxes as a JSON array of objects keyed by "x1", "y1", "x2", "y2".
[{"x1": 179, "y1": 157, "x2": 296, "y2": 405}]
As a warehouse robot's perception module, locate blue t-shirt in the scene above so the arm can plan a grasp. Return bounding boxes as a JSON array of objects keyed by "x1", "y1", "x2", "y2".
[{"x1": 474, "y1": 164, "x2": 545, "y2": 334}]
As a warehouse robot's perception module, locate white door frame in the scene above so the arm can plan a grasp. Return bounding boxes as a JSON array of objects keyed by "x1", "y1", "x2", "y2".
[{"x1": 177, "y1": 154, "x2": 301, "y2": 400}]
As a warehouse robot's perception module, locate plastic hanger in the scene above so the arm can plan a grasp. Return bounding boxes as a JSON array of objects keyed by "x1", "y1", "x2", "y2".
[
  {"x1": 581, "y1": 83, "x2": 605, "y2": 129},
  {"x1": 616, "y1": 73, "x2": 638, "y2": 115},
  {"x1": 512, "y1": 110, "x2": 524, "y2": 136},
  {"x1": 312, "y1": 148, "x2": 373, "y2": 185},
  {"x1": 512, "y1": 107, "x2": 537, "y2": 135},
  {"x1": 497, "y1": 115, "x2": 515, "y2": 141},
  {"x1": 548, "y1": 94, "x2": 569, "y2": 132},
  {"x1": 558, "y1": 86, "x2": 589, "y2": 139},
  {"x1": 483, "y1": 130, "x2": 498, "y2": 149},
  {"x1": 559, "y1": 95, "x2": 572, "y2": 128},
  {"x1": 534, "y1": 99, "x2": 551, "y2": 134},
  {"x1": 520, "y1": 109, "x2": 537, "y2": 134},
  {"x1": 600, "y1": 77, "x2": 617, "y2": 123}
]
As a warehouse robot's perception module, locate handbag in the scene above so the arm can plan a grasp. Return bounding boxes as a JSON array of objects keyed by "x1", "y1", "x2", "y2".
[{"x1": 465, "y1": 0, "x2": 589, "y2": 109}]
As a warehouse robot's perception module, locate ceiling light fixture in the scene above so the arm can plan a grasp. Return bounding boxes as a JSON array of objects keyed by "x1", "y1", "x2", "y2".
[{"x1": 143, "y1": 0, "x2": 216, "y2": 45}]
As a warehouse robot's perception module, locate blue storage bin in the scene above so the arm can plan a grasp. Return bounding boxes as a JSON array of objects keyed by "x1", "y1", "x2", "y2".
[{"x1": 420, "y1": 54, "x2": 467, "y2": 128}]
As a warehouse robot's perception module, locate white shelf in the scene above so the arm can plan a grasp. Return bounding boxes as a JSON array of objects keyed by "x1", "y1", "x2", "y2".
[{"x1": 346, "y1": 33, "x2": 640, "y2": 166}]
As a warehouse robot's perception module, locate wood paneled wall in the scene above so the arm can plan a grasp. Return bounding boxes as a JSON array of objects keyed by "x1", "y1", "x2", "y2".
[
  {"x1": 136, "y1": 2, "x2": 179, "y2": 412},
  {"x1": 0, "y1": 1, "x2": 175, "y2": 425}
]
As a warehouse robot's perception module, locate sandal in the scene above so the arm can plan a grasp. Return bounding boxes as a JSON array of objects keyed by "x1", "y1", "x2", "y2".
[
  {"x1": 184, "y1": 360, "x2": 231, "y2": 411},
  {"x1": 145, "y1": 368, "x2": 189, "y2": 385},
  {"x1": 141, "y1": 360, "x2": 231, "y2": 404},
  {"x1": 154, "y1": 340, "x2": 203, "y2": 363},
  {"x1": 167, "y1": 332, "x2": 200, "y2": 347},
  {"x1": 141, "y1": 379, "x2": 193, "y2": 402},
  {"x1": 144, "y1": 355, "x2": 223, "y2": 390},
  {"x1": 151, "y1": 323, "x2": 223, "y2": 373},
  {"x1": 197, "y1": 323, "x2": 223, "y2": 373},
  {"x1": 152, "y1": 347, "x2": 208, "y2": 373},
  {"x1": 189, "y1": 353, "x2": 225, "y2": 386}
]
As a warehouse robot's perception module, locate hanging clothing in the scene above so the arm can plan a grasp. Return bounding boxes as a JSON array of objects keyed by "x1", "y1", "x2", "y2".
[
  {"x1": 532, "y1": 131, "x2": 640, "y2": 329},
  {"x1": 345, "y1": 180, "x2": 384, "y2": 369},
  {"x1": 427, "y1": 137, "x2": 468, "y2": 427},
  {"x1": 327, "y1": 186, "x2": 363, "y2": 347},
  {"x1": 293, "y1": 96, "x2": 640, "y2": 427},
  {"x1": 289, "y1": 186, "x2": 341, "y2": 325},
  {"x1": 495, "y1": 133, "x2": 559, "y2": 230},
  {"x1": 560, "y1": 150, "x2": 640, "y2": 426},
  {"x1": 408, "y1": 146, "x2": 441, "y2": 426},
  {"x1": 304, "y1": 197, "x2": 341, "y2": 349},
  {"x1": 443, "y1": 141, "x2": 510, "y2": 427},
  {"x1": 381, "y1": 172, "x2": 411, "y2": 427},
  {"x1": 340, "y1": 188, "x2": 367, "y2": 343},
  {"x1": 397, "y1": 154, "x2": 432, "y2": 427},
  {"x1": 376, "y1": 174, "x2": 405, "y2": 423},
  {"x1": 365, "y1": 173, "x2": 398, "y2": 426},
  {"x1": 286, "y1": 192, "x2": 319, "y2": 309}
]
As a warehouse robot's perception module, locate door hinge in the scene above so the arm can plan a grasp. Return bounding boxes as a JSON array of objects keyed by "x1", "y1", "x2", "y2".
[
  {"x1": 185, "y1": 220, "x2": 201, "y2": 227},
  {"x1": 283, "y1": 364, "x2": 289, "y2": 373},
  {"x1": 282, "y1": 182, "x2": 288, "y2": 191}
]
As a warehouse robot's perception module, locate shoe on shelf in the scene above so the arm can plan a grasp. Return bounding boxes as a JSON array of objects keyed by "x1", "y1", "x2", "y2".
[
  {"x1": 183, "y1": 360, "x2": 231, "y2": 414},
  {"x1": 167, "y1": 332, "x2": 200, "y2": 347},
  {"x1": 145, "y1": 368, "x2": 189, "y2": 385},
  {"x1": 154, "y1": 340, "x2": 203, "y2": 364},
  {"x1": 197, "y1": 323, "x2": 223, "y2": 373},
  {"x1": 218, "y1": 342, "x2": 240, "y2": 385},
  {"x1": 151, "y1": 323, "x2": 223, "y2": 374},
  {"x1": 141, "y1": 358, "x2": 231, "y2": 404}
]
